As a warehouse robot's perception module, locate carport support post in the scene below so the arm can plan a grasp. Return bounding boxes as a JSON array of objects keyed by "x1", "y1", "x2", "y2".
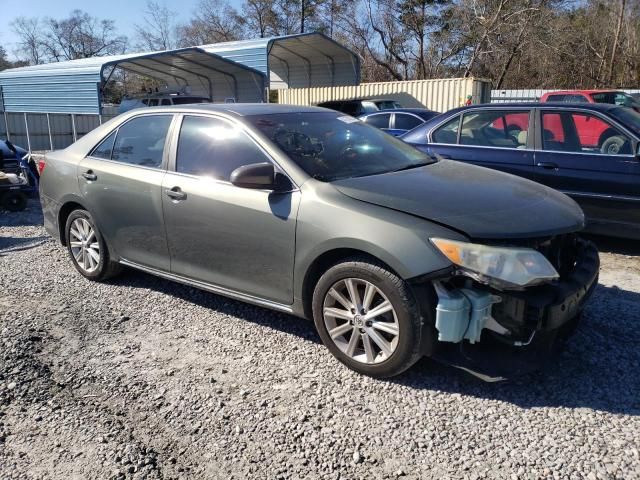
[
  {"x1": 4, "y1": 111, "x2": 10, "y2": 141},
  {"x1": 23, "y1": 113, "x2": 32, "y2": 152},
  {"x1": 71, "y1": 114, "x2": 77, "y2": 142},
  {"x1": 46, "y1": 113, "x2": 53, "y2": 151}
]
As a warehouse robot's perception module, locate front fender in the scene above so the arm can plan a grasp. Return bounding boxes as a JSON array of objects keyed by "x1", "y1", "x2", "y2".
[{"x1": 293, "y1": 183, "x2": 467, "y2": 304}]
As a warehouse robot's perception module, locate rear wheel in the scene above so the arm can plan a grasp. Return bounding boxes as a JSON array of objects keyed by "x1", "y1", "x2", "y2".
[
  {"x1": 65, "y1": 209, "x2": 121, "y2": 281},
  {"x1": 312, "y1": 257, "x2": 424, "y2": 378}
]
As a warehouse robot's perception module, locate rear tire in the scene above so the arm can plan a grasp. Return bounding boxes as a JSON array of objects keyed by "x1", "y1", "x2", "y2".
[
  {"x1": 312, "y1": 257, "x2": 424, "y2": 378},
  {"x1": 65, "y1": 209, "x2": 121, "y2": 281},
  {"x1": 1, "y1": 191, "x2": 27, "y2": 212}
]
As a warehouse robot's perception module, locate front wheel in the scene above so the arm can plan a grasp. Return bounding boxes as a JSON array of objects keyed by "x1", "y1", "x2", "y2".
[
  {"x1": 65, "y1": 209, "x2": 121, "y2": 281},
  {"x1": 312, "y1": 257, "x2": 424, "y2": 378}
]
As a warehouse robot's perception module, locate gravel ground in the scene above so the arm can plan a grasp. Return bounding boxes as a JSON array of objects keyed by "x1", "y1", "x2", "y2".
[{"x1": 1, "y1": 199, "x2": 639, "y2": 480}]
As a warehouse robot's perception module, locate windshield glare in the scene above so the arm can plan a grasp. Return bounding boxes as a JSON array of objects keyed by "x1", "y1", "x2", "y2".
[
  {"x1": 591, "y1": 92, "x2": 639, "y2": 107},
  {"x1": 247, "y1": 112, "x2": 433, "y2": 181},
  {"x1": 610, "y1": 106, "x2": 640, "y2": 137}
]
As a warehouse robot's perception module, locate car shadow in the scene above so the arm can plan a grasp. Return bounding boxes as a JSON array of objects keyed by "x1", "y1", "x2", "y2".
[
  {"x1": 0, "y1": 236, "x2": 49, "y2": 254},
  {"x1": 584, "y1": 233, "x2": 640, "y2": 256},
  {"x1": 108, "y1": 269, "x2": 323, "y2": 346},
  {"x1": 392, "y1": 282, "x2": 640, "y2": 416},
  {"x1": 112, "y1": 269, "x2": 639, "y2": 417},
  {"x1": 0, "y1": 198, "x2": 44, "y2": 227}
]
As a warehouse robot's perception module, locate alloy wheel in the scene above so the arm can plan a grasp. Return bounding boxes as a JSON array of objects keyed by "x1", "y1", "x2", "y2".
[
  {"x1": 322, "y1": 278, "x2": 400, "y2": 364},
  {"x1": 69, "y1": 218, "x2": 101, "y2": 273}
]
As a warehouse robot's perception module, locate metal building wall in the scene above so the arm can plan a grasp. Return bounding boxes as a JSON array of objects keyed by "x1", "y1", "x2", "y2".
[
  {"x1": 0, "y1": 72, "x2": 101, "y2": 114},
  {"x1": 277, "y1": 78, "x2": 491, "y2": 111},
  {"x1": 1, "y1": 112, "x2": 115, "y2": 151}
]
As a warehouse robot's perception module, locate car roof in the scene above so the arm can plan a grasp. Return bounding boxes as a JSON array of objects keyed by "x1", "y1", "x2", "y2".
[
  {"x1": 130, "y1": 103, "x2": 332, "y2": 116},
  {"x1": 364, "y1": 108, "x2": 436, "y2": 114},
  {"x1": 441, "y1": 101, "x2": 622, "y2": 116},
  {"x1": 543, "y1": 89, "x2": 625, "y2": 96}
]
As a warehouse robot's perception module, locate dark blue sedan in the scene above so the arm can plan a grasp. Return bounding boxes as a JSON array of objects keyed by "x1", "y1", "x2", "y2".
[
  {"x1": 402, "y1": 102, "x2": 640, "y2": 239},
  {"x1": 359, "y1": 108, "x2": 440, "y2": 136}
]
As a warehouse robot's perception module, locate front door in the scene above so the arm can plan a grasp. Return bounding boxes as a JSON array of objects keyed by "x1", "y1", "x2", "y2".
[
  {"x1": 534, "y1": 109, "x2": 640, "y2": 235},
  {"x1": 77, "y1": 114, "x2": 174, "y2": 270},
  {"x1": 162, "y1": 114, "x2": 300, "y2": 304}
]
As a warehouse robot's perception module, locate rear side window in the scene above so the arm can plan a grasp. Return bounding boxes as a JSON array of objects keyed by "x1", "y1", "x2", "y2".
[
  {"x1": 111, "y1": 115, "x2": 172, "y2": 168},
  {"x1": 176, "y1": 115, "x2": 271, "y2": 180},
  {"x1": 546, "y1": 94, "x2": 565, "y2": 102},
  {"x1": 431, "y1": 116, "x2": 460, "y2": 144},
  {"x1": 459, "y1": 110, "x2": 530, "y2": 148},
  {"x1": 161, "y1": 99, "x2": 171, "y2": 106},
  {"x1": 365, "y1": 113, "x2": 391, "y2": 129},
  {"x1": 90, "y1": 131, "x2": 116, "y2": 159},
  {"x1": 395, "y1": 114, "x2": 423, "y2": 131}
]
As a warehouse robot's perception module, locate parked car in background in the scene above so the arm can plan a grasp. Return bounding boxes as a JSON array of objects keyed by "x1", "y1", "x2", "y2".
[
  {"x1": 402, "y1": 102, "x2": 640, "y2": 239},
  {"x1": 541, "y1": 90, "x2": 640, "y2": 111},
  {"x1": 360, "y1": 108, "x2": 440, "y2": 136},
  {"x1": 119, "y1": 93, "x2": 211, "y2": 113},
  {"x1": 39, "y1": 104, "x2": 598, "y2": 380},
  {"x1": 317, "y1": 98, "x2": 404, "y2": 116}
]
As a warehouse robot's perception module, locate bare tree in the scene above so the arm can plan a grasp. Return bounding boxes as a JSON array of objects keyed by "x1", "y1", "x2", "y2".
[
  {"x1": 12, "y1": 17, "x2": 45, "y2": 64},
  {"x1": 243, "y1": 0, "x2": 278, "y2": 37},
  {"x1": 135, "y1": 1, "x2": 178, "y2": 51},
  {"x1": 178, "y1": 0, "x2": 244, "y2": 46}
]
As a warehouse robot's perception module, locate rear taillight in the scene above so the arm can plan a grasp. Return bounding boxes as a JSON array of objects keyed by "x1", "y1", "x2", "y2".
[{"x1": 37, "y1": 158, "x2": 46, "y2": 175}]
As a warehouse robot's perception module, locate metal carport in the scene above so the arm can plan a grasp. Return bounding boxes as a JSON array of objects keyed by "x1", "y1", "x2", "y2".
[
  {"x1": 200, "y1": 33, "x2": 361, "y2": 90},
  {"x1": 0, "y1": 47, "x2": 266, "y2": 115}
]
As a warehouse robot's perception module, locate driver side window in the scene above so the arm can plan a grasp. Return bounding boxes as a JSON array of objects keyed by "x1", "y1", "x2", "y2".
[{"x1": 176, "y1": 115, "x2": 272, "y2": 180}]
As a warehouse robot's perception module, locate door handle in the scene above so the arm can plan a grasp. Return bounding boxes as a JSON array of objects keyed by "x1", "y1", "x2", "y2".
[
  {"x1": 165, "y1": 187, "x2": 187, "y2": 201},
  {"x1": 536, "y1": 162, "x2": 559, "y2": 170},
  {"x1": 82, "y1": 170, "x2": 97, "y2": 181}
]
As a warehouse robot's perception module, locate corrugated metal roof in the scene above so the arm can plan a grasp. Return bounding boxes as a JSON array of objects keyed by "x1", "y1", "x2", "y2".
[
  {"x1": 199, "y1": 33, "x2": 360, "y2": 89},
  {"x1": 0, "y1": 34, "x2": 359, "y2": 115},
  {"x1": 0, "y1": 48, "x2": 266, "y2": 114}
]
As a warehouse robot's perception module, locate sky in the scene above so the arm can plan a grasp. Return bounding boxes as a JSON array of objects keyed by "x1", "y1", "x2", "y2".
[{"x1": 1, "y1": 0, "x2": 244, "y2": 59}]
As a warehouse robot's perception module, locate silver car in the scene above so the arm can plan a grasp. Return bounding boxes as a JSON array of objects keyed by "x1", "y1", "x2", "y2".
[{"x1": 40, "y1": 104, "x2": 599, "y2": 379}]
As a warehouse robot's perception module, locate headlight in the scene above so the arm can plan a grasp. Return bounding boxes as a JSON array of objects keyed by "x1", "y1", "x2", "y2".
[{"x1": 431, "y1": 238, "x2": 559, "y2": 288}]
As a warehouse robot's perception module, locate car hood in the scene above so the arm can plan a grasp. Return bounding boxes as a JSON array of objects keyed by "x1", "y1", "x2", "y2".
[{"x1": 332, "y1": 160, "x2": 585, "y2": 240}]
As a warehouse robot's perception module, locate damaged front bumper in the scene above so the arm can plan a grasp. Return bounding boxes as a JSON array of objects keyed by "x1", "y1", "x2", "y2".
[{"x1": 429, "y1": 237, "x2": 600, "y2": 380}]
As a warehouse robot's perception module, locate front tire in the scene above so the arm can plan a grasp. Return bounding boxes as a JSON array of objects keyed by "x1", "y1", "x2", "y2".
[
  {"x1": 312, "y1": 257, "x2": 424, "y2": 378},
  {"x1": 65, "y1": 209, "x2": 121, "y2": 281}
]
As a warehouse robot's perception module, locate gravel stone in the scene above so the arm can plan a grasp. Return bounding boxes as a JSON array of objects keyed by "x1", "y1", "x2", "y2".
[{"x1": 0, "y1": 199, "x2": 639, "y2": 479}]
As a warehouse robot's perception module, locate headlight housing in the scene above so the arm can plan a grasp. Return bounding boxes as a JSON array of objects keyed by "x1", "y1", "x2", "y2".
[{"x1": 431, "y1": 238, "x2": 559, "y2": 288}]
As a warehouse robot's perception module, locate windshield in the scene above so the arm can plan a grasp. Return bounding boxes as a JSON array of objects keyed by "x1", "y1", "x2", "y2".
[
  {"x1": 171, "y1": 97, "x2": 210, "y2": 105},
  {"x1": 591, "y1": 92, "x2": 640, "y2": 108},
  {"x1": 609, "y1": 106, "x2": 640, "y2": 137},
  {"x1": 246, "y1": 112, "x2": 433, "y2": 182}
]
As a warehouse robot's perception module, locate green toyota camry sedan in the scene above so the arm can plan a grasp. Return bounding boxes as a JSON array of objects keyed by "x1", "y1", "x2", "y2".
[{"x1": 39, "y1": 104, "x2": 599, "y2": 379}]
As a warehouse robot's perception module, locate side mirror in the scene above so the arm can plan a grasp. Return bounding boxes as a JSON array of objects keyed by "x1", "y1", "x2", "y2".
[{"x1": 230, "y1": 162, "x2": 276, "y2": 189}]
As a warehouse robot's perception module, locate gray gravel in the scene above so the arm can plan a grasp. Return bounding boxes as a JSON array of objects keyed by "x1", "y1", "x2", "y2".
[{"x1": 1, "y1": 199, "x2": 639, "y2": 479}]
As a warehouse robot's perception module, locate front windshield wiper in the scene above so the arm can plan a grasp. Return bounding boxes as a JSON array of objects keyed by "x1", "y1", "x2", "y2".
[{"x1": 391, "y1": 161, "x2": 433, "y2": 173}]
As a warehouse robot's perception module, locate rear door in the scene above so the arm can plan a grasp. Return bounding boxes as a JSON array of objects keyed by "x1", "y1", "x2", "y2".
[
  {"x1": 420, "y1": 108, "x2": 537, "y2": 180},
  {"x1": 390, "y1": 113, "x2": 424, "y2": 136},
  {"x1": 362, "y1": 113, "x2": 392, "y2": 134},
  {"x1": 534, "y1": 108, "x2": 640, "y2": 233},
  {"x1": 78, "y1": 114, "x2": 174, "y2": 270}
]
